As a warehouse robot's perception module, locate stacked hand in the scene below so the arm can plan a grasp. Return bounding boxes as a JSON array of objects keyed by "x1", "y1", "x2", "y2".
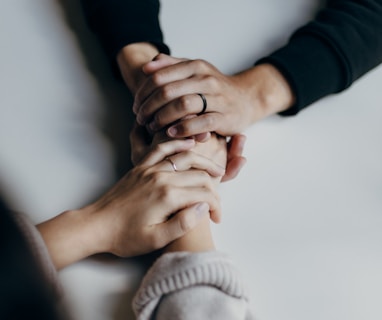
[
  {"x1": 126, "y1": 54, "x2": 248, "y2": 182},
  {"x1": 38, "y1": 138, "x2": 224, "y2": 269},
  {"x1": 133, "y1": 54, "x2": 256, "y2": 137},
  {"x1": 133, "y1": 53, "x2": 293, "y2": 138}
]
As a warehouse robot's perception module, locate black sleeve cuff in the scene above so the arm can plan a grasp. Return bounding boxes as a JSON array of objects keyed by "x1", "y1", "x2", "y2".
[
  {"x1": 81, "y1": 0, "x2": 170, "y2": 61},
  {"x1": 257, "y1": 33, "x2": 345, "y2": 116}
]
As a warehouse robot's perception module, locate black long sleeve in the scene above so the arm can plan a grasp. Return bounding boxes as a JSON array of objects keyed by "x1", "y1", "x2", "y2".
[
  {"x1": 80, "y1": 0, "x2": 169, "y2": 60},
  {"x1": 81, "y1": 0, "x2": 382, "y2": 115},
  {"x1": 258, "y1": 0, "x2": 382, "y2": 115}
]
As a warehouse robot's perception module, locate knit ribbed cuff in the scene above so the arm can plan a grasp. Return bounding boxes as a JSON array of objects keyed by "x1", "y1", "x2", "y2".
[{"x1": 133, "y1": 251, "x2": 248, "y2": 319}]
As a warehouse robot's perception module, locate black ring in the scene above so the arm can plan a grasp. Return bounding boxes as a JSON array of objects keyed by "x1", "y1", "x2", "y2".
[{"x1": 197, "y1": 93, "x2": 207, "y2": 115}]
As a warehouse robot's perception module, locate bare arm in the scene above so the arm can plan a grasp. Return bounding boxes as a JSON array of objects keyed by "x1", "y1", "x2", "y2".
[{"x1": 37, "y1": 139, "x2": 224, "y2": 270}]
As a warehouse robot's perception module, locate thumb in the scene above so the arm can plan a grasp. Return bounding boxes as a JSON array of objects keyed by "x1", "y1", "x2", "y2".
[
  {"x1": 143, "y1": 53, "x2": 186, "y2": 74},
  {"x1": 221, "y1": 156, "x2": 247, "y2": 182},
  {"x1": 158, "y1": 202, "x2": 209, "y2": 244}
]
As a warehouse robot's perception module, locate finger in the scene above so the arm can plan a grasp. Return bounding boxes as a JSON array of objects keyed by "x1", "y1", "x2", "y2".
[
  {"x1": 134, "y1": 59, "x2": 210, "y2": 115},
  {"x1": 143, "y1": 54, "x2": 187, "y2": 75},
  {"x1": 221, "y1": 156, "x2": 247, "y2": 182},
  {"x1": 156, "y1": 151, "x2": 225, "y2": 177},
  {"x1": 155, "y1": 183, "x2": 221, "y2": 219},
  {"x1": 227, "y1": 134, "x2": 247, "y2": 160},
  {"x1": 147, "y1": 170, "x2": 218, "y2": 191},
  {"x1": 193, "y1": 132, "x2": 211, "y2": 142},
  {"x1": 155, "y1": 202, "x2": 210, "y2": 246},
  {"x1": 136, "y1": 76, "x2": 211, "y2": 125},
  {"x1": 221, "y1": 134, "x2": 247, "y2": 182},
  {"x1": 147, "y1": 93, "x2": 213, "y2": 132},
  {"x1": 167, "y1": 113, "x2": 224, "y2": 138},
  {"x1": 140, "y1": 139, "x2": 195, "y2": 167},
  {"x1": 209, "y1": 205, "x2": 222, "y2": 224}
]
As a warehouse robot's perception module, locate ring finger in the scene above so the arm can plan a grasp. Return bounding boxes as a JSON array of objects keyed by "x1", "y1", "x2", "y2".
[
  {"x1": 156, "y1": 151, "x2": 225, "y2": 177},
  {"x1": 137, "y1": 76, "x2": 213, "y2": 125},
  {"x1": 148, "y1": 93, "x2": 213, "y2": 132}
]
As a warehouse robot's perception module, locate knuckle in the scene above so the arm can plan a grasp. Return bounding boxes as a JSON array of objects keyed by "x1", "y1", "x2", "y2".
[
  {"x1": 182, "y1": 150, "x2": 194, "y2": 159},
  {"x1": 152, "y1": 143, "x2": 165, "y2": 156},
  {"x1": 160, "y1": 85, "x2": 175, "y2": 101},
  {"x1": 179, "y1": 215, "x2": 193, "y2": 233},
  {"x1": 151, "y1": 171, "x2": 166, "y2": 185},
  {"x1": 154, "y1": 111, "x2": 166, "y2": 127},
  {"x1": 132, "y1": 167, "x2": 146, "y2": 180},
  {"x1": 176, "y1": 95, "x2": 193, "y2": 112},
  {"x1": 151, "y1": 72, "x2": 164, "y2": 86},
  {"x1": 158, "y1": 184, "x2": 173, "y2": 203},
  {"x1": 192, "y1": 59, "x2": 209, "y2": 72},
  {"x1": 204, "y1": 75, "x2": 219, "y2": 90}
]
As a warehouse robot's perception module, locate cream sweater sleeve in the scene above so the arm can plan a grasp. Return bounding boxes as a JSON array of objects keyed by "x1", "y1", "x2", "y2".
[{"x1": 133, "y1": 251, "x2": 255, "y2": 320}]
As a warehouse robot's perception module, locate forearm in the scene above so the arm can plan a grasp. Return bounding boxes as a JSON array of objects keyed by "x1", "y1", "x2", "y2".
[
  {"x1": 257, "y1": 0, "x2": 382, "y2": 114},
  {"x1": 117, "y1": 42, "x2": 160, "y2": 95},
  {"x1": 36, "y1": 208, "x2": 107, "y2": 270},
  {"x1": 232, "y1": 63, "x2": 295, "y2": 122}
]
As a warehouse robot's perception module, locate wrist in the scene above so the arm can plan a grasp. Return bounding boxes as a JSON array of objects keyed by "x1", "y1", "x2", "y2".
[
  {"x1": 163, "y1": 215, "x2": 215, "y2": 254},
  {"x1": 233, "y1": 63, "x2": 295, "y2": 122},
  {"x1": 116, "y1": 42, "x2": 159, "y2": 94},
  {"x1": 37, "y1": 207, "x2": 106, "y2": 270}
]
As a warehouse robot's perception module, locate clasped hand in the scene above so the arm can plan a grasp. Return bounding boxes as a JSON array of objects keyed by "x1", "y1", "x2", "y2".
[{"x1": 84, "y1": 137, "x2": 224, "y2": 258}]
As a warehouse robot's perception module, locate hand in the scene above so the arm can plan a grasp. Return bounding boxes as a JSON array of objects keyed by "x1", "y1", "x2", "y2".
[
  {"x1": 38, "y1": 139, "x2": 224, "y2": 269},
  {"x1": 130, "y1": 122, "x2": 246, "y2": 182},
  {"x1": 133, "y1": 54, "x2": 294, "y2": 138},
  {"x1": 89, "y1": 138, "x2": 225, "y2": 257}
]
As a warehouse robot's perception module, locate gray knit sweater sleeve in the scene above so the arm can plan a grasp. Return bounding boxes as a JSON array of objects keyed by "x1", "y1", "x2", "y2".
[{"x1": 133, "y1": 251, "x2": 255, "y2": 320}]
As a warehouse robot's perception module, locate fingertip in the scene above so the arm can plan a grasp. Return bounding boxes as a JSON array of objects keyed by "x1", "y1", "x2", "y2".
[
  {"x1": 167, "y1": 126, "x2": 178, "y2": 137},
  {"x1": 238, "y1": 135, "x2": 247, "y2": 148},
  {"x1": 132, "y1": 102, "x2": 138, "y2": 114},
  {"x1": 210, "y1": 210, "x2": 221, "y2": 224},
  {"x1": 239, "y1": 156, "x2": 247, "y2": 168},
  {"x1": 221, "y1": 156, "x2": 247, "y2": 182}
]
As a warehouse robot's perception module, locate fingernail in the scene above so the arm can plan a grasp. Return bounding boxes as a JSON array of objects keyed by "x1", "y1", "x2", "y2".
[
  {"x1": 183, "y1": 138, "x2": 195, "y2": 145},
  {"x1": 132, "y1": 102, "x2": 138, "y2": 114},
  {"x1": 195, "y1": 202, "x2": 209, "y2": 219},
  {"x1": 167, "y1": 126, "x2": 178, "y2": 137}
]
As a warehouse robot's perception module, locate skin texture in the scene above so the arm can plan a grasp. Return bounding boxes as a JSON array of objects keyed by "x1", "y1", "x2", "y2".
[
  {"x1": 117, "y1": 44, "x2": 247, "y2": 182},
  {"x1": 129, "y1": 126, "x2": 228, "y2": 254},
  {"x1": 37, "y1": 139, "x2": 225, "y2": 270},
  {"x1": 37, "y1": 44, "x2": 246, "y2": 271},
  {"x1": 133, "y1": 54, "x2": 295, "y2": 138}
]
